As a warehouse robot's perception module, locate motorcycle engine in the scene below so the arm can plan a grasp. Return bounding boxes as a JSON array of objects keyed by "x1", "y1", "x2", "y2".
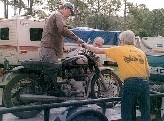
[
  {"x1": 60, "y1": 55, "x2": 91, "y2": 97},
  {"x1": 61, "y1": 79, "x2": 86, "y2": 97},
  {"x1": 75, "y1": 55, "x2": 88, "y2": 64}
]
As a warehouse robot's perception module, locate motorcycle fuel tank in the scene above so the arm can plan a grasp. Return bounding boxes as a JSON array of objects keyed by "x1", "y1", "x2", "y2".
[{"x1": 62, "y1": 55, "x2": 88, "y2": 66}]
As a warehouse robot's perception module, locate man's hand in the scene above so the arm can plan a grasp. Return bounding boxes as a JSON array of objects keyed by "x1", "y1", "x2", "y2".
[
  {"x1": 63, "y1": 47, "x2": 69, "y2": 53},
  {"x1": 77, "y1": 38, "x2": 84, "y2": 45},
  {"x1": 81, "y1": 42, "x2": 88, "y2": 48}
]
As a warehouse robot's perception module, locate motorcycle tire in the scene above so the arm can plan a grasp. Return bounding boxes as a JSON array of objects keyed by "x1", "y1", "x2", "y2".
[
  {"x1": 91, "y1": 69, "x2": 122, "y2": 108},
  {"x1": 54, "y1": 106, "x2": 108, "y2": 121},
  {"x1": 3, "y1": 73, "x2": 42, "y2": 119}
]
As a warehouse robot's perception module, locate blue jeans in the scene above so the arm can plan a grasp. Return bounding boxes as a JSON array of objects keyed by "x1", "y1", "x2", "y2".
[{"x1": 121, "y1": 78, "x2": 151, "y2": 121}]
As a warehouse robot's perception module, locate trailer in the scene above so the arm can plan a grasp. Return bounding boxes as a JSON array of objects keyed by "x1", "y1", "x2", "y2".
[{"x1": 0, "y1": 93, "x2": 164, "y2": 121}]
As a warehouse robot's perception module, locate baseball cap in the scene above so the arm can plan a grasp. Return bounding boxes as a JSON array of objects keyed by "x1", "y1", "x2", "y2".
[{"x1": 63, "y1": 2, "x2": 74, "y2": 16}]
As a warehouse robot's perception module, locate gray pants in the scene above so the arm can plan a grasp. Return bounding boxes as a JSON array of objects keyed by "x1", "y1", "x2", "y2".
[{"x1": 39, "y1": 47, "x2": 59, "y2": 63}]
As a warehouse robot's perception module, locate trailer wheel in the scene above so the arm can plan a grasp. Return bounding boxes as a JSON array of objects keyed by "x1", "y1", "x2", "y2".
[
  {"x1": 54, "y1": 106, "x2": 108, "y2": 121},
  {"x1": 68, "y1": 112, "x2": 106, "y2": 121},
  {"x1": 3, "y1": 73, "x2": 42, "y2": 119}
]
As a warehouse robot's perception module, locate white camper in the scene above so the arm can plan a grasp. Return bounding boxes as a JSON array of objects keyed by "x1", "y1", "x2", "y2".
[
  {"x1": 0, "y1": 16, "x2": 45, "y2": 66},
  {"x1": 0, "y1": 16, "x2": 78, "y2": 65},
  {"x1": 0, "y1": 17, "x2": 114, "y2": 67},
  {"x1": 136, "y1": 36, "x2": 164, "y2": 55}
]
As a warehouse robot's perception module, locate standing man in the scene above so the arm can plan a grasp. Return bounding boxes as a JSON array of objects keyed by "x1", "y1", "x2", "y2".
[
  {"x1": 39, "y1": 2, "x2": 83, "y2": 63},
  {"x1": 82, "y1": 30, "x2": 151, "y2": 121}
]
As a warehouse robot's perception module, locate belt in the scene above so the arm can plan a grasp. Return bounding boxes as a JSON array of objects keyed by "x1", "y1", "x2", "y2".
[
  {"x1": 41, "y1": 46, "x2": 54, "y2": 49},
  {"x1": 125, "y1": 77, "x2": 147, "y2": 82}
]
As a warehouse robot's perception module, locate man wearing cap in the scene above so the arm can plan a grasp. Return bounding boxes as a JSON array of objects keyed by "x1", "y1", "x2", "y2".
[{"x1": 39, "y1": 2, "x2": 83, "y2": 63}]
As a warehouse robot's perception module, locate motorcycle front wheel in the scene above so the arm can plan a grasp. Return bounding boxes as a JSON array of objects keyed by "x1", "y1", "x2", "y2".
[
  {"x1": 3, "y1": 73, "x2": 42, "y2": 119},
  {"x1": 91, "y1": 69, "x2": 122, "y2": 107}
]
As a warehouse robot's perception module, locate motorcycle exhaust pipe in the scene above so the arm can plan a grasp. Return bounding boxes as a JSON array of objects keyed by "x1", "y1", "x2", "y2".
[{"x1": 20, "y1": 94, "x2": 86, "y2": 102}]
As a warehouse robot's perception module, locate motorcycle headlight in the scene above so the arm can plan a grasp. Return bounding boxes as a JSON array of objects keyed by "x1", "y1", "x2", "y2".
[{"x1": 76, "y1": 56, "x2": 88, "y2": 64}]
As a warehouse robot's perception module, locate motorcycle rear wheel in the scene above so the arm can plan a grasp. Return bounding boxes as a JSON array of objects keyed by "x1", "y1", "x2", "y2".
[
  {"x1": 3, "y1": 73, "x2": 42, "y2": 119},
  {"x1": 92, "y1": 69, "x2": 122, "y2": 107}
]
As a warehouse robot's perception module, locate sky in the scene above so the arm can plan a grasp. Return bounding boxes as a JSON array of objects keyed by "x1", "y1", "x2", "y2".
[
  {"x1": 128, "y1": 0, "x2": 164, "y2": 10},
  {"x1": 0, "y1": 0, "x2": 164, "y2": 18}
]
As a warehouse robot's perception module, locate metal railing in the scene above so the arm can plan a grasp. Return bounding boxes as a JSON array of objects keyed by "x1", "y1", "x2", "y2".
[{"x1": 0, "y1": 92, "x2": 164, "y2": 121}]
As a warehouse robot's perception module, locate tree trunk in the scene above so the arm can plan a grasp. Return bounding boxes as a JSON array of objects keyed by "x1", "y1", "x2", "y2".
[
  {"x1": 74, "y1": 0, "x2": 79, "y2": 27},
  {"x1": 123, "y1": 0, "x2": 127, "y2": 30},
  {"x1": 29, "y1": 0, "x2": 33, "y2": 15},
  {"x1": 4, "y1": 0, "x2": 8, "y2": 18}
]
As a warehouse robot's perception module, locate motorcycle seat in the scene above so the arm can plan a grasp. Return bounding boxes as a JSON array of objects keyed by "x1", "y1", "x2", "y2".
[{"x1": 21, "y1": 60, "x2": 62, "y2": 71}]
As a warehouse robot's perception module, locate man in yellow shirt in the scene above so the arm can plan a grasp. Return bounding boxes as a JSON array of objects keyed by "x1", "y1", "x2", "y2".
[{"x1": 82, "y1": 30, "x2": 150, "y2": 121}]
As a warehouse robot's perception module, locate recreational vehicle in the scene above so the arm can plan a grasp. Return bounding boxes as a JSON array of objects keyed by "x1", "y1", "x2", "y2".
[
  {"x1": 0, "y1": 16, "x2": 120, "y2": 69},
  {"x1": 0, "y1": 16, "x2": 44, "y2": 66}
]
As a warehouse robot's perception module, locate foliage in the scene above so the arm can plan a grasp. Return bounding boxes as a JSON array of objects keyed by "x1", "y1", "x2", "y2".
[
  {"x1": 151, "y1": 9, "x2": 164, "y2": 36},
  {"x1": 87, "y1": 14, "x2": 122, "y2": 31},
  {"x1": 127, "y1": 3, "x2": 164, "y2": 37},
  {"x1": 1, "y1": 0, "x2": 164, "y2": 37}
]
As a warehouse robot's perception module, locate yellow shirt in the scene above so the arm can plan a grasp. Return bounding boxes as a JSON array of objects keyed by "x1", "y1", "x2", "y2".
[{"x1": 104, "y1": 45, "x2": 149, "y2": 81}]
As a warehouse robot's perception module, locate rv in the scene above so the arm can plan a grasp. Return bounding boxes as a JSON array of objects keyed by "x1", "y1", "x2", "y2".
[
  {"x1": 0, "y1": 16, "x2": 83, "y2": 67},
  {"x1": 0, "y1": 16, "x2": 120, "y2": 68},
  {"x1": 135, "y1": 36, "x2": 164, "y2": 55},
  {"x1": 0, "y1": 16, "x2": 45, "y2": 66}
]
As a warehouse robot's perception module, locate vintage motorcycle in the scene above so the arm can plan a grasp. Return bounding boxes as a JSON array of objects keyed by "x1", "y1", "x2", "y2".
[{"x1": 2, "y1": 49, "x2": 122, "y2": 119}]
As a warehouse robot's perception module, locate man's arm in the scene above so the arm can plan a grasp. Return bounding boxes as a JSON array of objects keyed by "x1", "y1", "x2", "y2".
[
  {"x1": 61, "y1": 26, "x2": 84, "y2": 44},
  {"x1": 61, "y1": 27, "x2": 79, "y2": 41},
  {"x1": 55, "y1": 13, "x2": 80, "y2": 42},
  {"x1": 82, "y1": 43, "x2": 105, "y2": 54}
]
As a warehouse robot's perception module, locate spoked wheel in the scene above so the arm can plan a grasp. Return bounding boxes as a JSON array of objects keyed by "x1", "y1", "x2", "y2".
[
  {"x1": 92, "y1": 69, "x2": 122, "y2": 107},
  {"x1": 3, "y1": 73, "x2": 42, "y2": 119}
]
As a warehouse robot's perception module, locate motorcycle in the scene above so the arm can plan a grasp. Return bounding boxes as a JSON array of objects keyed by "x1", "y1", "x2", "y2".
[{"x1": 2, "y1": 48, "x2": 122, "y2": 119}]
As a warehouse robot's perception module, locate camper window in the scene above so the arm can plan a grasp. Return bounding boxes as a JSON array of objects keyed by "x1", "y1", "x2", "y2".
[
  {"x1": 0, "y1": 27, "x2": 9, "y2": 40},
  {"x1": 30, "y1": 28, "x2": 43, "y2": 41}
]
